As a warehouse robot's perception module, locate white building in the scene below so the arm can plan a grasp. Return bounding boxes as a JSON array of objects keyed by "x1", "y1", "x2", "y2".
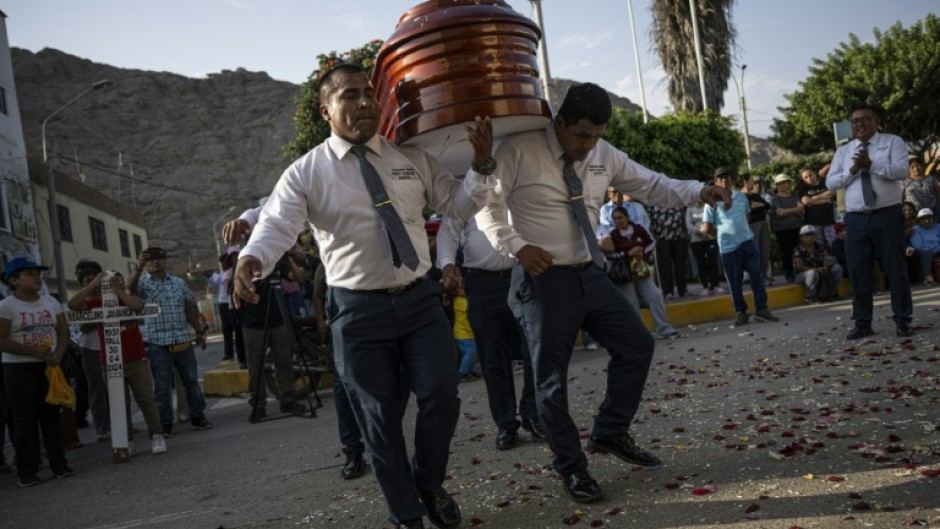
[{"x1": 0, "y1": 9, "x2": 43, "y2": 291}]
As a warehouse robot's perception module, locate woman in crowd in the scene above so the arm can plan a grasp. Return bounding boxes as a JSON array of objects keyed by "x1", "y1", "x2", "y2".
[
  {"x1": 902, "y1": 157, "x2": 940, "y2": 216},
  {"x1": 0, "y1": 257, "x2": 73, "y2": 487},
  {"x1": 769, "y1": 174, "x2": 805, "y2": 283},
  {"x1": 600, "y1": 206, "x2": 681, "y2": 339}
]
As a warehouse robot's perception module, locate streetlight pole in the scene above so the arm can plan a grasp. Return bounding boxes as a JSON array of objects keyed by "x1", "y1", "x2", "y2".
[
  {"x1": 626, "y1": 0, "x2": 649, "y2": 123},
  {"x1": 41, "y1": 79, "x2": 114, "y2": 301},
  {"x1": 689, "y1": 0, "x2": 708, "y2": 111},
  {"x1": 212, "y1": 205, "x2": 239, "y2": 258},
  {"x1": 730, "y1": 65, "x2": 752, "y2": 170}
]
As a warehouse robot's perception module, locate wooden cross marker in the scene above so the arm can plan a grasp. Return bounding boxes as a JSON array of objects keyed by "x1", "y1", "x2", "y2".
[{"x1": 66, "y1": 273, "x2": 161, "y2": 463}]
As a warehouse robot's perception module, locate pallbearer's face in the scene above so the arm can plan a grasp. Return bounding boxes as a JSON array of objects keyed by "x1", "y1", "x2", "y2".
[{"x1": 321, "y1": 71, "x2": 379, "y2": 144}]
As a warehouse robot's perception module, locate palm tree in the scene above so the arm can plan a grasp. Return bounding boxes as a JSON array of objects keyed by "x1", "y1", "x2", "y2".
[{"x1": 650, "y1": 0, "x2": 736, "y2": 113}]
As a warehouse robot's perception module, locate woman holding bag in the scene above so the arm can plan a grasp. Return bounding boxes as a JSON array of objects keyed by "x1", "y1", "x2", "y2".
[
  {"x1": 0, "y1": 257, "x2": 74, "y2": 487},
  {"x1": 600, "y1": 207, "x2": 681, "y2": 339}
]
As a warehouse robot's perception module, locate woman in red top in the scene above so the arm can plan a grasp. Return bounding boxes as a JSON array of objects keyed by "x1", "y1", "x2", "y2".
[
  {"x1": 600, "y1": 207, "x2": 681, "y2": 339},
  {"x1": 68, "y1": 268, "x2": 167, "y2": 455}
]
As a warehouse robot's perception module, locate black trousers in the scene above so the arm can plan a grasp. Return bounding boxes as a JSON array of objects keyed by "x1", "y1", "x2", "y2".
[
  {"x1": 774, "y1": 228, "x2": 800, "y2": 279},
  {"x1": 844, "y1": 205, "x2": 912, "y2": 325},
  {"x1": 3, "y1": 362, "x2": 69, "y2": 479},
  {"x1": 655, "y1": 238, "x2": 690, "y2": 296}
]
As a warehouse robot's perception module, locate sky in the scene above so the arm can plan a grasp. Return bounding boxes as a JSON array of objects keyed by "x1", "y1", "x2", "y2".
[{"x1": 3, "y1": 0, "x2": 934, "y2": 138}]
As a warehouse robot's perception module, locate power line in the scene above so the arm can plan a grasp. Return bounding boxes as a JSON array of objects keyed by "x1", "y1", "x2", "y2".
[{"x1": 53, "y1": 153, "x2": 256, "y2": 201}]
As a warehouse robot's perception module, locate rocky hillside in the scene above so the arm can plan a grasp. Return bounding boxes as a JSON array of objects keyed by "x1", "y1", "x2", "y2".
[{"x1": 13, "y1": 47, "x2": 299, "y2": 263}]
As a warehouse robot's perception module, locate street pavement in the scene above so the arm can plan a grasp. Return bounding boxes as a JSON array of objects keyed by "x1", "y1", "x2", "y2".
[{"x1": 1, "y1": 288, "x2": 938, "y2": 529}]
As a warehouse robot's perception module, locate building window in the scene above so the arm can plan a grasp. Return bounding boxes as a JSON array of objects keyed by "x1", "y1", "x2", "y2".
[
  {"x1": 119, "y1": 229, "x2": 130, "y2": 257},
  {"x1": 89, "y1": 217, "x2": 108, "y2": 251},
  {"x1": 0, "y1": 180, "x2": 9, "y2": 232},
  {"x1": 133, "y1": 234, "x2": 142, "y2": 256},
  {"x1": 0, "y1": 86, "x2": 7, "y2": 115},
  {"x1": 58, "y1": 205, "x2": 72, "y2": 242}
]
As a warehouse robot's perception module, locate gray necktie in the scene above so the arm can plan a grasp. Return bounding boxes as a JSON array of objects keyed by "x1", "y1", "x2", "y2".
[
  {"x1": 562, "y1": 155, "x2": 605, "y2": 268},
  {"x1": 351, "y1": 145, "x2": 420, "y2": 271},
  {"x1": 858, "y1": 141, "x2": 876, "y2": 207}
]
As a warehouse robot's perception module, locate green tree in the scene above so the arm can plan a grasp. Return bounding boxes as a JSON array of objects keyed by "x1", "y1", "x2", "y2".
[
  {"x1": 772, "y1": 15, "x2": 940, "y2": 165},
  {"x1": 651, "y1": 0, "x2": 737, "y2": 113},
  {"x1": 284, "y1": 40, "x2": 384, "y2": 159},
  {"x1": 603, "y1": 108, "x2": 746, "y2": 181}
]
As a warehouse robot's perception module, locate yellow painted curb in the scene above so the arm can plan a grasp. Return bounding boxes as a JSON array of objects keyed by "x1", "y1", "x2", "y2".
[{"x1": 203, "y1": 368, "x2": 334, "y2": 398}]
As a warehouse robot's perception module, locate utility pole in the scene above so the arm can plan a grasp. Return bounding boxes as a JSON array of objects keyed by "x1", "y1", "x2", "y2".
[
  {"x1": 730, "y1": 64, "x2": 753, "y2": 170},
  {"x1": 529, "y1": 0, "x2": 553, "y2": 112},
  {"x1": 626, "y1": 0, "x2": 649, "y2": 123}
]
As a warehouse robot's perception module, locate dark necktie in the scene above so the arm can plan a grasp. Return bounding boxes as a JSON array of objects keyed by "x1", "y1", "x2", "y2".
[
  {"x1": 858, "y1": 141, "x2": 876, "y2": 207},
  {"x1": 561, "y1": 155, "x2": 605, "y2": 267},
  {"x1": 350, "y1": 145, "x2": 420, "y2": 271}
]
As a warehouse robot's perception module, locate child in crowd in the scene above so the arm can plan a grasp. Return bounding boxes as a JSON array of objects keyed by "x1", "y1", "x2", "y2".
[
  {"x1": 906, "y1": 208, "x2": 940, "y2": 285},
  {"x1": 451, "y1": 282, "x2": 479, "y2": 382},
  {"x1": 0, "y1": 257, "x2": 73, "y2": 487}
]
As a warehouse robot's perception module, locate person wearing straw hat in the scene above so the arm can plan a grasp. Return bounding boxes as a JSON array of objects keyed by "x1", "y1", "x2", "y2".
[{"x1": 769, "y1": 173, "x2": 805, "y2": 283}]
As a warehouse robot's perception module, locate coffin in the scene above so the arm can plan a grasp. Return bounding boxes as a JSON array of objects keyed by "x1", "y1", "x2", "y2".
[{"x1": 373, "y1": 0, "x2": 552, "y2": 175}]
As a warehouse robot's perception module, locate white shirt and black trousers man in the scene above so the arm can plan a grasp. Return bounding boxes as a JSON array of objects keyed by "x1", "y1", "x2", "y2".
[
  {"x1": 436, "y1": 216, "x2": 541, "y2": 449},
  {"x1": 477, "y1": 125, "x2": 703, "y2": 498},
  {"x1": 239, "y1": 133, "x2": 491, "y2": 527},
  {"x1": 827, "y1": 130, "x2": 912, "y2": 336}
]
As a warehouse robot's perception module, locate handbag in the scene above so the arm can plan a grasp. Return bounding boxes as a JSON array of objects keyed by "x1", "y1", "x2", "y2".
[
  {"x1": 607, "y1": 255, "x2": 633, "y2": 284},
  {"x1": 45, "y1": 365, "x2": 76, "y2": 408},
  {"x1": 630, "y1": 257, "x2": 654, "y2": 279}
]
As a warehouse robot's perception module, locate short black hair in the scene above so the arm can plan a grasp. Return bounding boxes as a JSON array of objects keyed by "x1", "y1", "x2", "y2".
[
  {"x1": 557, "y1": 82, "x2": 612, "y2": 126},
  {"x1": 318, "y1": 63, "x2": 369, "y2": 103},
  {"x1": 612, "y1": 205, "x2": 630, "y2": 219},
  {"x1": 75, "y1": 259, "x2": 102, "y2": 281},
  {"x1": 848, "y1": 102, "x2": 882, "y2": 120}
]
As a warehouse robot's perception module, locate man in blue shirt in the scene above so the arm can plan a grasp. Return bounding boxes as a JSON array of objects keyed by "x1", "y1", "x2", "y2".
[{"x1": 701, "y1": 168, "x2": 779, "y2": 327}]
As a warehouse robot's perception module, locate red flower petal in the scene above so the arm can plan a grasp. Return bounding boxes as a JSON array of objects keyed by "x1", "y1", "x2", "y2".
[
  {"x1": 745, "y1": 503, "x2": 760, "y2": 513},
  {"x1": 827, "y1": 476, "x2": 845, "y2": 482}
]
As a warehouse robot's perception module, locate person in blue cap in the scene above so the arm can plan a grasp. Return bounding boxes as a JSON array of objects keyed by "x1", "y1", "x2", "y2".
[{"x1": 0, "y1": 257, "x2": 74, "y2": 487}]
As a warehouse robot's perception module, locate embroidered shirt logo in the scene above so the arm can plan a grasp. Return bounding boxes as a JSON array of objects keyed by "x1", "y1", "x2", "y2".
[{"x1": 391, "y1": 168, "x2": 418, "y2": 180}]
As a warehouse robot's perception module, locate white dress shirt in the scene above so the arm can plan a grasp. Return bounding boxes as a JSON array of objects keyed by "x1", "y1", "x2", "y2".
[
  {"x1": 475, "y1": 126, "x2": 703, "y2": 265},
  {"x1": 826, "y1": 132, "x2": 908, "y2": 212},
  {"x1": 436, "y1": 216, "x2": 515, "y2": 271},
  {"x1": 241, "y1": 134, "x2": 493, "y2": 290}
]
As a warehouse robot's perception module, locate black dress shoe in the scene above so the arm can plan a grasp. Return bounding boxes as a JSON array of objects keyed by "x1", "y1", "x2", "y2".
[
  {"x1": 341, "y1": 453, "x2": 365, "y2": 480},
  {"x1": 495, "y1": 427, "x2": 519, "y2": 450},
  {"x1": 562, "y1": 469, "x2": 605, "y2": 503},
  {"x1": 396, "y1": 518, "x2": 426, "y2": 529},
  {"x1": 896, "y1": 322, "x2": 913, "y2": 337},
  {"x1": 521, "y1": 418, "x2": 547, "y2": 440},
  {"x1": 419, "y1": 488, "x2": 461, "y2": 529},
  {"x1": 588, "y1": 432, "x2": 662, "y2": 467},
  {"x1": 846, "y1": 324, "x2": 875, "y2": 340}
]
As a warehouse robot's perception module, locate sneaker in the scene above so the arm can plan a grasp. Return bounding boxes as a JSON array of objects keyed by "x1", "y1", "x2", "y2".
[
  {"x1": 659, "y1": 331, "x2": 682, "y2": 339},
  {"x1": 17, "y1": 474, "x2": 40, "y2": 487},
  {"x1": 754, "y1": 309, "x2": 779, "y2": 323},
  {"x1": 97, "y1": 432, "x2": 111, "y2": 443},
  {"x1": 711, "y1": 287, "x2": 727, "y2": 295},
  {"x1": 191, "y1": 417, "x2": 213, "y2": 430},
  {"x1": 584, "y1": 343, "x2": 599, "y2": 351},
  {"x1": 766, "y1": 277, "x2": 775, "y2": 286},
  {"x1": 162, "y1": 425, "x2": 173, "y2": 438},
  {"x1": 664, "y1": 293, "x2": 674, "y2": 300},
  {"x1": 734, "y1": 312, "x2": 749, "y2": 327},
  {"x1": 698, "y1": 288, "x2": 711, "y2": 296},
  {"x1": 53, "y1": 467, "x2": 75, "y2": 479},
  {"x1": 151, "y1": 434, "x2": 167, "y2": 455}
]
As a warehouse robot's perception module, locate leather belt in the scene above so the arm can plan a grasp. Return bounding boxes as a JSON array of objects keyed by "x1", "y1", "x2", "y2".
[
  {"x1": 366, "y1": 276, "x2": 426, "y2": 295},
  {"x1": 849, "y1": 204, "x2": 898, "y2": 216},
  {"x1": 465, "y1": 267, "x2": 513, "y2": 278},
  {"x1": 553, "y1": 261, "x2": 593, "y2": 271}
]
